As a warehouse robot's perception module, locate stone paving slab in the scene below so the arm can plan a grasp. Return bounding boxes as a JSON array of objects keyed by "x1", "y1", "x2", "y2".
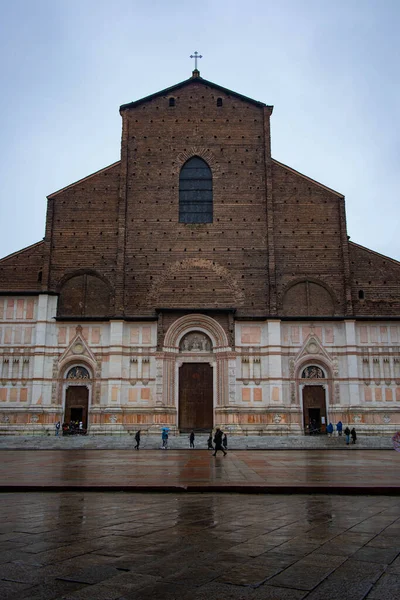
[
  {"x1": 0, "y1": 449, "x2": 399, "y2": 493},
  {"x1": 0, "y1": 492, "x2": 399, "y2": 599}
]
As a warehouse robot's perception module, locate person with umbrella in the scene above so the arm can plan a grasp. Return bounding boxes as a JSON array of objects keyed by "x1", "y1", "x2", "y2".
[{"x1": 161, "y1": 427, "x2": 169, "y2": 450}]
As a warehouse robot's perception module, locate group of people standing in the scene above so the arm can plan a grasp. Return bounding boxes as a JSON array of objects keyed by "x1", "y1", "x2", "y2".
[{"x1": 326, "y1": 420, "x2": 357, "y2": 444}]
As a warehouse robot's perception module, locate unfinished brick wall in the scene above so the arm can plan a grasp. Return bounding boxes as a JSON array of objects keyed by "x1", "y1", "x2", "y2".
[
  {"x1": 44, "y1": 162, "x2": 121, "y2": 308},
  {"x1": 349, "y1": 242, "x2": 400, "y2": 316},
  {"x1": 272, "y1": 160, "x2": 350, "y2": 316},
  {"x1": 0, "y1": 241, "x2": 44, "y2": 292}
]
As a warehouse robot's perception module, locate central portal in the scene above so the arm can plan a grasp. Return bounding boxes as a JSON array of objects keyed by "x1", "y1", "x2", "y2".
[{"x1": 179, "y1": 363, "x2": 213, "y2": 432}]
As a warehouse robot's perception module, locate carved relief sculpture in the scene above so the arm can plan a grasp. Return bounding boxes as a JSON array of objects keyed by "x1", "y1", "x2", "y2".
[
  {"x1": 179, "y1": 332, "x2": 213, "y2": 352},
  {"x1": 301, "y1": 366, "x2": 325, "y2": 379}
]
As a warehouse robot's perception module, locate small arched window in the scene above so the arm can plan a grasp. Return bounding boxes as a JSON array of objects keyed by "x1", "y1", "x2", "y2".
[
  {"x1": 217, "y1": 97, "x2": 223, "y2": 107},
  {"x1": 179, "y1": 157, "x2": 213, "y2": 223},
  {"x1": 169, "y1": 97, "x2": 175, "y2": 107}
]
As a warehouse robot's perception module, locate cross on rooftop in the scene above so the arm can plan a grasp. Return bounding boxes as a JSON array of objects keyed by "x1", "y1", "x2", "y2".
[{"x1": 190, "y1": 51, "x2": 202, "y2": 71}]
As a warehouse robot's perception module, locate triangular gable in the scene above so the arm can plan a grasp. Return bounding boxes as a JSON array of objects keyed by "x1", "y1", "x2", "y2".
[
  {"x1": 58, "y1": 325, "x2": 97, "y2": 374},
  {"x1": 120, "y1": 74, "x2": 270, "y2": 111},
  {"x1": 294, "y1": 333, "x2": 333, "y2": 368}
]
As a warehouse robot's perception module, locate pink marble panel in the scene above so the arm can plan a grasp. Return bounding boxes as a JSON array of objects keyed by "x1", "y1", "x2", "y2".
[
  {"x1": 9, "y1": 388, "x2": 18, "y2": 402},
  {"x1": 111, "y1": 387, "x2": 118, "y2": 402},
  {"x1": 253, "y1": 388, "x2": 262, "y2": 401},
  {"x1": 241, "y1": 326, "x2": 261, "y2": 344},
  {"x1": 58, "y1": 327, "x2": 67, "y2": 345},
  {"x1": 364, "y1": 387, "x2": 372, "y2": 402},
  {"x1": 14, "y1": 328, "x2": 22, "y2": 344},
  {"x1": 4, "y1": 328, "x2": 12, "y2": 344},
  {"x1": 26, "y1": 300, "x2": 34, "y2": 320},
  {"x1": 290, "y1": 326, "x2": 300, "y2": 344},
  {"x1": 130, "y1": 327, "x2": 139, "y2": 344},
  {"x1": 375, "y1": 388, "x2": 382, "y2": 401},
  {"x1": 6, "y1": 300, "x2": 14, "y2": 320},
  {"x1": 129, "y1": 388, "x2": 137, "y2": 402},
  {"x1": 380, "y1": 327, "x2": 388, "y2": 343},
  {"x1": 385, "y1": 388, "x2": 393, "y2": 402},
  {"x1": 359, "y1": 327, "x2": 368, "y2": 343},
  {"x1": 302, "y1": 326, "x2": 311, "y2": 341},
  {"x1": 142, "y1": 327, "x2": 151, "y2": 344},
  {"x1": 141, "y1": 388, "x2": 150, "y2": 400},
  {"x1": 391, "y1": 327, "x2": 399, "y2": 343},
  {"x1": 23, "y1": 328, "x2": 32, "y2": 345},
  {"x1": 91, "y1": 328, "x2": 100, "y2": 344},
  {"x1": 0, "y1": 389, "x2": 7, "y2": 402},
  {"x1": 325, "y1": 327, "x2": 334, "y2": 344},
  {"x1": 20, "y1": 388, "x2": 28, "y2": 402},
  {"x1": 16, "y1": 299, "x2": 24, "y2": 319},
  {"x1": 242, "y1": 388, "x2": 251, "y2": 401},
  {"x1": 370, "y1": 327, "x2": 378, "y2": 343},
  {"x1": 82, "y1": 327, "x2": 89, "y2": 341},
  {"x1": 396, "y1": 388, "x2": 400, "y2": 402},
  {"x1": 272, "y1": 387, "x2": 280, "y2": 401}
]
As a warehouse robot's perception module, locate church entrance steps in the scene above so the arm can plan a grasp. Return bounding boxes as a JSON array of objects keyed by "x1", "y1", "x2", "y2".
[{"x1": 0, "y1": 433, "x2": 393, "y2": 450}]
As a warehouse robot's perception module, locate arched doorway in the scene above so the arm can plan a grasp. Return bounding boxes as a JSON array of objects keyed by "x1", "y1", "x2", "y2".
[
  {"x1": 63, "y1": 366, "x2": 91, "y2": 428},
  {"x1": 301, "y1": 365, "x2": 328, "y2": 435},
  {"x1": 178, "y1": 332, "x2": 214, "y2": 431}
]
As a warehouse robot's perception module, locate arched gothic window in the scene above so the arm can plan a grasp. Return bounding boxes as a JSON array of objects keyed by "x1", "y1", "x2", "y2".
[
  {"x1": 58, "y1": 273, "x2": 110, "y2": 317},
  {"x1": 179, "y1": 157, "x2": 213, "y2": 223}
]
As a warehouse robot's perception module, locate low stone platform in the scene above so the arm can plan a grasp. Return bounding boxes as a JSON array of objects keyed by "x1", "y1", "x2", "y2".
[
  {"x1": 0, "y1": 433, "x2": 394, "y2": 450},
  {"x1": 0, "y1": 449, "x2": 399, "y2": 494}
]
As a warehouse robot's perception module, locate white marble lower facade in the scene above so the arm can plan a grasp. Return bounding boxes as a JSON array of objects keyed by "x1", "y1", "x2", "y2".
[{"x1": 0, "y1": 294, "x2": 399, "y2": 434}]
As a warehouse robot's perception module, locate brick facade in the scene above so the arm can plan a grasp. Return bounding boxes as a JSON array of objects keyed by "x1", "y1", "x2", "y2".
[{"x1": 0, "y1": 71, "x2": 399, "y2": 434}]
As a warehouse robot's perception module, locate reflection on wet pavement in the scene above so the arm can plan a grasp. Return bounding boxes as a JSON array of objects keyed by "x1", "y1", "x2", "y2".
[{"x1": 0, "y1": 492, "x2": 399, "y2": 599}]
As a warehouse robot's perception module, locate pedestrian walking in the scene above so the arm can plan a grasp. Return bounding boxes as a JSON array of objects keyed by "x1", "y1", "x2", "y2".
[
  {"x1": 79, "y1": 421, "x2": 83, "y2": 431},
  {"x1": 344, "y1": 426, "x2": 351, "y2": 445},
  {"x1": 134, "y1": 429, "x2": 141, "y2": 450},
  {"x1": 336, "y1": 421, "x2": 343, "y2": 436},
  {"x1": 327, "y1": 423, "x2": 333, "y2": 437},
  {"x1": 213, "y1": 428, "x2": 227, "y2": 457},
  {"x1": 161, "y1": 428, "x2": 169, "y2": 449},
  {"x1": 55, "y1": 421, "x2": 60, "y2": 436},
  {"x1": 351, "y1": 427, "x2": 357, "y2": 444},
  {"x1": 207, "y1": 432, "x2": 214, "y2": 450},
  {"x1": 222, "y1": 432, "x2": 228, "y2": 450},
  {"x1": 189, "y1": 430, "x2": 195, "y2": 448}
]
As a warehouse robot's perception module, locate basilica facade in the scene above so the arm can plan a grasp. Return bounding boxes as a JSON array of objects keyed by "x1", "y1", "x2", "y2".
[{"x1": 1, "y1": 69, "x2": 399, "y2": 435}]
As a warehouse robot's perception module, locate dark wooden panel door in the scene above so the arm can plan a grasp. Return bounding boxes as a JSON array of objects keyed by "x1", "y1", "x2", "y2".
[
  {"x1": 179, "y1": 363, "x2": 213, "y2": 431},
  {"x1": 302, "y1": 385, "x2": 327, "y2": 434},
  {"x1": 64, "y1": 386, "x2": 89, "y2": 428}
]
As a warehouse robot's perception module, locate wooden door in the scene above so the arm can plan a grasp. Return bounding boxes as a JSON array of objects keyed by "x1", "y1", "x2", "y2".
[
  {"x1": 302, "y1": 385, "x2": 327, "y2": 434},
  {"x1": 179, "y1": 363, "x2": 213, "y2": 431},
  {"x1": 64, "y1": 386, "x2": 89, "y2": 428}
]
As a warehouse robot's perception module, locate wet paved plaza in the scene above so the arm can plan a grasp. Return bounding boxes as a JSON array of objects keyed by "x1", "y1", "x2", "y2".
[
  {"x1": 0, "y1": 449, "x2": 399, "y2": 492},
  {"x1": 0, "y1": 492, "x2": 399, "y2": 599}
]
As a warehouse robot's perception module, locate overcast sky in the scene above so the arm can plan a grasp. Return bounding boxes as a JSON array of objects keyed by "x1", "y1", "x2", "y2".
[{"x1": 0, "y1": 0, "x2": 399, "y2": 261}]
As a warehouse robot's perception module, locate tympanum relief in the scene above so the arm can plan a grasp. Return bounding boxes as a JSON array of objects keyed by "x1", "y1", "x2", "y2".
[{"x1": 179, "y1": 332, "x2": 213, "y2": 352}]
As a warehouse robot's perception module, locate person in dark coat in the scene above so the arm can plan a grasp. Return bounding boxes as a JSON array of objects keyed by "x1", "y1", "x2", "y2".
[
  {"x1": 327, "y1": 423, "x2": 334, "y2": 437},
  {"x1": 207, "y1": 432, "x2": 214, "y2": 450},
  {"x1": 351, "y1": 428, "x2": 357, "y2": 444},
  {"x1": 344, "y1": 426, "x2": 351, "y2": 445},
  {"x1": 213, "y1": 428, "x2": 227, "y2": 456},
  {"x1": 336, "y1": 421, "x2": 343, "y2": 436},
  {"x1": 189, "y1": 430, "x2": 195, "y2": 448},
  {"x1": 134, "y1": 430, "x2": 141, "y2": 450},
  {"x1": 222, "y1": 433, "x2": 228, "y2": 450}
]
